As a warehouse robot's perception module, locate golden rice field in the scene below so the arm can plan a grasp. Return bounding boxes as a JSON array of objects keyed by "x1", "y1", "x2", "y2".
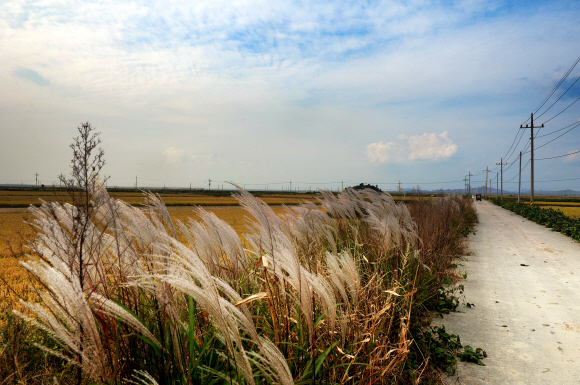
[
  {"x1": 546, "y1": 206, "x2": 580, "y2": 218},
  {"x1": 535, "y1": 201, "x2": 580, "y2": 207},
  {"x1": 0, "y1": 204, "x2": 285, "y2": 319},
  {"x1": 0, "y1": 190, "x2": 319, "y2": 207}
]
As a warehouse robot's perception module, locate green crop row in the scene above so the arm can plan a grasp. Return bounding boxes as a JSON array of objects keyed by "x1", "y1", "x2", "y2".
[{"x1": 491, "y1": 198, "x2": 580, "y2": 241}]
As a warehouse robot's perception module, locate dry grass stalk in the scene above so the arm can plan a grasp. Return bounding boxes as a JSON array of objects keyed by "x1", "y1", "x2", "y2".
[{"x1": 7, "y1": 181, "x2": 471, "y2": 383}]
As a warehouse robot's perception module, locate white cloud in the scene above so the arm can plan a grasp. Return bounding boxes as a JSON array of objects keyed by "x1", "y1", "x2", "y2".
[
  {"x1": 164, "y1": 147, "x2": 218, "y2": 165},
  {"x1": 366, "y1": 132, "x2": 457, "y2": 164},
  {"x1": 164, "y1": 147, "x2": 187, "y2": 164},
  {"x1": 365, "y1": 141, "x2": 402, "y2": 163},
  {"x1": 564, "y1": 151, "x2": 580, "y2": 163},
  {"x1": 407, "y1": 132, "x2": 458, "y2": 161}
]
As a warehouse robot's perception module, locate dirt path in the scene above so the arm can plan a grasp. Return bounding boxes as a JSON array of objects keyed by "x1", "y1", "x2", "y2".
[{"x1": 435, "y1": 200, "x2": 580, "y2": 384}]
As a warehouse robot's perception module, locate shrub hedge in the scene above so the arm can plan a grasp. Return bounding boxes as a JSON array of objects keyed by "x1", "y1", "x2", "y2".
[{"x1": 491, "y1": 198, "x2": 580, "y2": 241}]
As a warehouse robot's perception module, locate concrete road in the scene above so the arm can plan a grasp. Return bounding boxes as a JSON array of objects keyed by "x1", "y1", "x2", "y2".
[{"x1": 434, "y1": 200, "x2": 580, "y2": 384}]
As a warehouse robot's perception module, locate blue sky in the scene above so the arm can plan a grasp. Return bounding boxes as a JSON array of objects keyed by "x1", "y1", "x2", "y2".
[{"x1": 1, "y1": 0, "x2": 580, "y2": 192}]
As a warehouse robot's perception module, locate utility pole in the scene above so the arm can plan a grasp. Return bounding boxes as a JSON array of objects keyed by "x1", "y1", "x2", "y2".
[
  {"x1": 496, "y1": 173, "x2": 499, "y2": 198},
  {"x1": 468, "y1": 172, "x2": 472, "y2": 195},
  {"x1": 518, "y1": 151, "x2": 522, "y2": 203},
  {"x1": 35, "y1": 172, "x2": 39, "y2": 187},
  {"x1": 520, "y1": 113, "x2": 544, "y2": 203},
  {"x1": 484, "y1": 167, "x2": 489, "y2": 199},
  {"x1": 341, "y1": 181, "x2": 343, "y2": 191},
  {"x1": 135, "y1": 175, "x2": 137, "y2": 189},
  {"x1": 208, "y1": 178, "x2": 211, "y2": 190},
  {"x1": 496, "y1": 158, "x2": 507, "y2": 199}
]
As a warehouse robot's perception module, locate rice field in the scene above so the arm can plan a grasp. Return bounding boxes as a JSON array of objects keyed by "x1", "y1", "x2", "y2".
[
  {"x1": 546, "y1": 206, "x2": 580, "y2": 218},
  {"x1": 0, "y1": 189, "x2": 320, "y2": 207},
  {"x1": 0, "y1": 210, "x2": 35, "y2": 256},
  {"x1": 0, "y1": 204, "x2": 284, "y2": 320},
  {"x1": 535, "y1": 201, "x2": 580, "y2": 207}
]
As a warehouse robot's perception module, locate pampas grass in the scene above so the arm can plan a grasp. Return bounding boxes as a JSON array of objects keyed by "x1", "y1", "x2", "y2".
[{"x1": 6, "y1": 179, "x2": 475, "y2": 384}]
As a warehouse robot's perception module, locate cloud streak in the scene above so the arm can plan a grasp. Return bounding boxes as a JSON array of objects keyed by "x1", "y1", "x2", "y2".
[
  {"x1": 13, "y1": 67, "x2": 49, "y2": 86},
  {"x1": 366, "y1": 132, "x2": 458, "y2": 164},
  {"x1": 164, "y1": 148, "x2": 218, "y2": 165}
]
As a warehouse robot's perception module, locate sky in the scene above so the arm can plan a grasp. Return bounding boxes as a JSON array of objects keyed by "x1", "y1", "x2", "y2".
[{"x1": 2, "y1": 0, "x2": 580, "y2": 192}]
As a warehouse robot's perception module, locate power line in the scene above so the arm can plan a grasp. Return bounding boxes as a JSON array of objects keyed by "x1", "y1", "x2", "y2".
[
  {"x1": 535, "y1": 76, "x2": 580, "y2": 121},
  {"x1": 501, "y1": 128, "x2": 525, "y2": 163},
  {"x1": 536, "y1": 120, "x2": 580, "y2": 138},
  {"x1": 505, "y1": 176, "x2": 580, "y2": 184},
  {"x1": 534, "y1": 122, "x2": 580, "y2": 151},
  {"x1": 505, "y1": 129, "x2": 528, "y2": 163},
  {"x1": 535, "y1": 150, "x2": 580, "y2": 161},
  {"x1": 506, "y1": 158, "x2": 531, "y2": 182},
  {"x1": 524, "y1": 54, "x2": 580, "y2": 124},
  {"x1": 540, "y1": 96, "x2": 580, "y2": 125}
]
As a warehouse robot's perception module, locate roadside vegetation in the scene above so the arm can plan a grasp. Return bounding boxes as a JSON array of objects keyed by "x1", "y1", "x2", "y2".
[
  {"x1": 1, "y1": 123, "x2": 478, "y2": 384},
  {"x1": 491, "y1": 198, "x2": 580, "y2": 241}
]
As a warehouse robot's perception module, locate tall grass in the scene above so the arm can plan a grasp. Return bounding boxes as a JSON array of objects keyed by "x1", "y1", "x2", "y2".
[{"x1": 1, "y1": 182, "x2": 476, "y2": 384}]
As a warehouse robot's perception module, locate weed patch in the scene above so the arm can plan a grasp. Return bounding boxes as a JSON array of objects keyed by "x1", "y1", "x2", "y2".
[{"x1": 491, "y1": 198, "x2": 580, "y2": 241}]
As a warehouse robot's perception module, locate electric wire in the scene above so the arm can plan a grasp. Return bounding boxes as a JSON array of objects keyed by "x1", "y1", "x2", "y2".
[
  {"x1": 535, "y1": 75, "x2": 580, "y2": 120},
  {"x1": 505, "y1": 176, "x2": 580, "y2": 184},
  {"x1": 503, "y1": 151, "x2": 524, "y2": 173},
  {"x1": 536, "y1": 120, "x2": 580, "y2": 138},
  {"x1": 505, "y1": 158, "x2": 531, "y2": 182},
  {"x1": 505, "y1": 129, "x2": 528, "y2": 163},
  {"x1": 540, "y1": 96, "x2": 580, "y2": 125},
  {"x1": 535, "y1": 150, "x2": 580, "y2": 161},
  {"x1": 523, "y1": 54, "x2": 580, "y2": 125},
  {"x1": 534, "y1": 122, "x2": 580, "y2": 151},
  {"x1": 500, "y1": 128, "x2": 525, "y2": 164}
]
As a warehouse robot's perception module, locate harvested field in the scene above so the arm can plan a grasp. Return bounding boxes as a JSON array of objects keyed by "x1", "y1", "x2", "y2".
[{"x1": 0, "y1": 189, "x2": 319, "y2": 207}]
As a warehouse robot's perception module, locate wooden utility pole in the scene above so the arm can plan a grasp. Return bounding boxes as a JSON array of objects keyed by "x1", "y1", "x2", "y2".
[
  {"x1": 35, "y1": 172, "x2": 39, "y2": 187},
  {"x1": 518, "y1": 151, "x2": 522, "y2": 203},
  {"x1": 520, "y1": 113, "x2": 544, "y2": 203},
  {"x1": 496, "y1": 158, "x2": 507, "y2": 199},
  {"x1": 208, "y1": 178, "x2": 211, "y2": 190},
  {"x1": 496, "y1": 173, "x2": 499, "y2": 198},
  {"x1": 484, "y1": 167, "x2": 489, "y2": 199},
  {"x1": 468, "y1": 171, "x2": 472, "y2": 196}
]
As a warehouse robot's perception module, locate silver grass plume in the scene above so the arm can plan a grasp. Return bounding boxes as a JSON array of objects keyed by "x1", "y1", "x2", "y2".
[
  {"x1": 176, "y1": 207, "x2": 247, "y2": 279},
  {"x1": 235, "y1": 189, "x2": 338, "y2": 341},
  {"x1": 14, "y1": 258, "x2": 110, "y2": 379},
  {"x1": 126, "y1": 370, "x2": 160, "y2": 385},
  {"x1": 131, "y1": 238, "x2": 293, "y2": 385}
]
